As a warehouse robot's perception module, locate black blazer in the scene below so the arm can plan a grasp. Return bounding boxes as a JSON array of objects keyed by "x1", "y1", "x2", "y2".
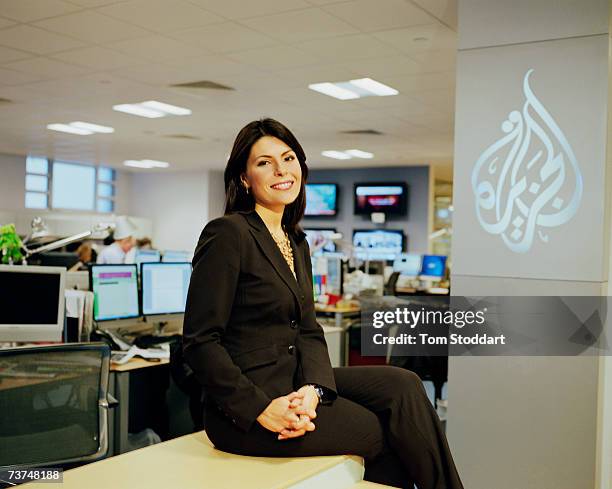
[{"x1": 183, "y1": 210, "x2": 337, "y2": 432}]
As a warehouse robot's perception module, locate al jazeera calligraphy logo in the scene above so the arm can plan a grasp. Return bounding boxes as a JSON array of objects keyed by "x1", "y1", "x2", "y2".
[{"x1": 471, "y1": 69, "x2": 583, "y2": 253}]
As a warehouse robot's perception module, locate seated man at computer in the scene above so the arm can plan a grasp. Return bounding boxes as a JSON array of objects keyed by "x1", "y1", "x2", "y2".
[{"x1": 97, "y1": 217, "x2": 137, "y2": 265}]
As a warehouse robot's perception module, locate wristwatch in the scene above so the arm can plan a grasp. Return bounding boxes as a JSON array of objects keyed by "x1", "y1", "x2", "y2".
[{"x1": 310, "y1": 385, "x2": 325, "y2": 402}]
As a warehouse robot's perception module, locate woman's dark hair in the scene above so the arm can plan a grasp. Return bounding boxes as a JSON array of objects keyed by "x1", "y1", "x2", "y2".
[{"x1": 224, "y1": 118, "x2": 308, "y2": 235}]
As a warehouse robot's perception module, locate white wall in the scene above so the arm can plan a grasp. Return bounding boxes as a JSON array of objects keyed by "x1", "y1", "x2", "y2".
[
  {"x1": 0, "y1": 152, "x2": 143, "y2": 237},
  {"x1": 128, "y1": 170, "x2": 209, "y2": 253}
]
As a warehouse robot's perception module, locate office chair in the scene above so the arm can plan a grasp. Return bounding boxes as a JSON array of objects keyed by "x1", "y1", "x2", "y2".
[
  {"x1": 384, "y1": 271, "x2": 401, "y2": 295},
  {"x1": 0, "y1": 343, "x2": 115, "y2": 470}
]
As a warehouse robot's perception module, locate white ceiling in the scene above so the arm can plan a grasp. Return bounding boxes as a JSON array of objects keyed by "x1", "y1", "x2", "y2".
[{"x1": 0, "y1": 0, "x2": 457, "y2": 175}]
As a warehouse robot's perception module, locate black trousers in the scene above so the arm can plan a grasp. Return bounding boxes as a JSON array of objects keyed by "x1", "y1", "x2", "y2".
[{"x1": 206, "y1": 366, "x2": 464, "y2": 489}]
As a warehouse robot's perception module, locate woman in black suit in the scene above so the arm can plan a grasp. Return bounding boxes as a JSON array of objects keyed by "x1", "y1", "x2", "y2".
[{"x1": 183, "y1": 119, "x2": 463, "y2": 489}]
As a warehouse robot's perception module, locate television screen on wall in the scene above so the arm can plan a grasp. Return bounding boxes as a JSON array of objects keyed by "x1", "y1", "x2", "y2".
[
  {"x1": 304, "y1": 228, "x2": 337, "y2": 254},
  {"x1": 354, "y1": 182, "x2": 408, "y2": 215},
  {"x1": 352, "y1": 229, "x2": 405, "y2": 261},
  {"x1": 305, "y1": 183, "x2": 338, "y2": 216}
]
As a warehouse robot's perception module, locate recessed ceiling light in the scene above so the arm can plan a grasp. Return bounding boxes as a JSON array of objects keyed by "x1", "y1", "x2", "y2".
[
  {"x1": 309, "y1": 78, "x2": 398, "y2": 100},
  {"x1": 308, "y1": 82, "x2": 360, "y2": 100},
  {"x1": 349, "y1": 78, "x2": 398, "y2": 97},
  {"x1": 141, "y1": 101, "x2": 191, "y2": 116},
  {"x1": 123, "y1": 159, "x2": 170, "y2": 169},
  {"x1": 113, "y1": 104, "x2": 165, "y2": 118},
  {"x1": 345, "y1": 149, "x2": 374, "y2": 159},
  {"x1": 322, "y1": 150, "x2": 352, "y2": 160},
  {"x1": 113, "y1": 100, "x2": 191, "y2": 118},
  {"x1": 47, "y1": 123, "x2": 93, "y2": 135},
  {"x1": 141, "y1": 159, "x2": 170, "y2": 168},
  {"x1": 71, "y1": 121, "x2": 115, "y2": 134}
]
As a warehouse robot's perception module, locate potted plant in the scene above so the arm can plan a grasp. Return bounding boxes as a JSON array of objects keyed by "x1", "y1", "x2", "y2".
[{"x1": 0, "y1": 223, "x2": 24, "y2": 264}]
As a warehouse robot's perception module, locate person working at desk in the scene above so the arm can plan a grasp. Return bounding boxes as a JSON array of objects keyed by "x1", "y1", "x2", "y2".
[
  {"x1": 183, "y1": 118, "x2": 464, "y2": 489},
  {"x1": 97, "y1": 216, "x2": 136, "y2": 264}
]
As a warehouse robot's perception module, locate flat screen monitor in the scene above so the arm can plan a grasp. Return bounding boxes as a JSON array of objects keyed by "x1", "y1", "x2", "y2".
[
  {"x1": 393, "y1": 253, "x2": 423, "y2": 277},
  {"x1": 420, "y1": 255, "x2": 447, "y2": 279},
  {"x1": 134, "y1": 249, "x2": 161, "y2": 266},
  {"x1": 354, "y1": 182, "x2": 408, "y2": 215},
  {"x1": 90, "y1": 264, "x2": 139, "y2": 322},
  {"x1": 352, "y1": 229, "x2": 405, "y2": 261},
  {"x1": 304, "y1": 228, "x2": 337, "y2": 254},
  {"x1": 162, "y1": 250, "x2": 192, "y2": 263},
  {"x1": 305, "y1": 183, "x2": 338, "y2": 216},
  {"x1": 141, "y1": 262, "x2": 192, "y2": 316},
  {"x1": 0, "y1": 265, "x2": 65, "y2": 342}
]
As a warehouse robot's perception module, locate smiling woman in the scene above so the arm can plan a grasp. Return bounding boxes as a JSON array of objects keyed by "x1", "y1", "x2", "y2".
[{"x1": 182, "y1": 118, "x2": 464, "y2": 489}]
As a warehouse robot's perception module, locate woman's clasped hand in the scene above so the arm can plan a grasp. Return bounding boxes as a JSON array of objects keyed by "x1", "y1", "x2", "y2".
[{"x1": 256, "y1": 385, "x2": 320, "y2": 440}]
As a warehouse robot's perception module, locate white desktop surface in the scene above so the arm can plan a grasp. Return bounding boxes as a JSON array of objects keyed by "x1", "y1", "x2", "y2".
[{"x1": 21, "y1": 432, "x2": 363, "y2": 489}]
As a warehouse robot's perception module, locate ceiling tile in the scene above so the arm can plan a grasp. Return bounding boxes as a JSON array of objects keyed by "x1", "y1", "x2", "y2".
[
  {"x1": 0, "y1": 17, "x2": 16, "y2": 28},
  {"x1": 51, "y1": 46, "x2": 140, "y2": 70},
  {"x1": 108, "y1": 36, "x2": 206, "y2": 62},
  {"x1": 411, "y1": 0, "x2": 457, "y2": 29},
  {"x1": 0, "y1": 67, "x2": 44, "y2": 85},
  {"x1": 227, "y1": 45, "x2": 321, "y2": 70},
  {"x1": 0, "y1": 24, "x2": 87, "y2": 55},
  {"x1": 295, "y1": 33, "x2": 401, "y2": 62},
  {"x1": 0, "y1": 0, "x2": 82, "y2": 22},
  {"x1": 64, "y1": 0, "x2": 123, "y2": 5},
  {"x1": 372, "y1": 24, "x2": 456, "y2": 54},
  {"x1": 4, "y1": 57, "x2": 91, "y2": 78},
  {"x1": 338, "y1": 55, "x2": 423, "y2": 77},
  {"x1": 381, "y1": 71, "x2": 455, "y2": 93},
  {"x1": 322, "y1": 0, "x2": 436, "y2": 32},
  {"x1": 98, "y1": 0, "x2": 224, "y2": 34},
  {"x1": 242, "y1": 8, "x2": 358, "y2": 43},
  {"x1": 34, "y1": 10, "x2": 151, "y2": 44},
  {"x1": 171, "y1": 22, "x2": 277, "y2": 54},
  {"x1": 0, "y1": 45, "x2": 33, "y2": 64},
  {"x1": 407, "y1": 48, "x2": 456, "y2": 73},
  {"x1": 162, "y1": 53, "x2": 247, "y2": 76},
  {"x1": 188, "y1": 0, "x2": 310, "y2": 20}
]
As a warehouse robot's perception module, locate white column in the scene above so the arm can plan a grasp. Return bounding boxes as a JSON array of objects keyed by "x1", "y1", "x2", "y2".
[{"x1": 449, "y1": 1, "x2": 612, "y2": 488}]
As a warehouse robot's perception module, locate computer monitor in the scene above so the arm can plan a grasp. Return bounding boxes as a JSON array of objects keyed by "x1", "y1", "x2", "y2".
[
  {"x1": 90, "y1": 264, "x2": 139, "y2": 322},
  {"x1": 141, "y1": 262, "x2": 192, "y2": 316},
  {"x1": 134, "y1": 249, "x2": 161, "y2": 266},
  {"x1": 162, "y1": 250, "x2": 192, "y2": 263},
  {"x1": 352, "y1": 229, "x2": 405, "y2": 261},
  {"x1": 420, "y1": 255, "x2": 447, "y2": 279},
  {"x1": 0, "y1": 265, "x2": 65, "y2": 342},
  {"x1": 325, "y1": 256, "x2": 343, "y2": 296},
  {"x1": 393, "y1": 253, "x2": 423, "y2": 277}
]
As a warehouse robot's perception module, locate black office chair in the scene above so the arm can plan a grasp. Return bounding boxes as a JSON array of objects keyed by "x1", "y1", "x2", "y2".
[
  {"x1": 0, "y1": 343, "x2": 115, "y2": 470},
  {"x1": 384, "y1": 271, "x2": 401, "y2": 295}
]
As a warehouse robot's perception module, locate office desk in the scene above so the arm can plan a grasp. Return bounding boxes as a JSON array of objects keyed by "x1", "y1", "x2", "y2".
[
  {"x1": 315, "y1": 304, "x2": 360, "y2": 366},
  {"x1": 109, "y1": 358, "x2": 170, "y2": 455},
  {"x1": 21, "y1": 431, "x2": 364, "y2": 489}
]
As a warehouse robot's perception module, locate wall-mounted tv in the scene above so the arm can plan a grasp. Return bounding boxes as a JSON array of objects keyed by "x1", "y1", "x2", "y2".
[
  {"x1": 352, "y1": 229, "x2": 405, "y2": 261},
  {"x1": 304, "y1": 228, "x2": 337, "y2": 254},
  {"x1": 305, "y1": 183, "x2": 338, "y2": 216},
  {"x1": 354, "y1": 182, "x2": 408, "y2": 215}
]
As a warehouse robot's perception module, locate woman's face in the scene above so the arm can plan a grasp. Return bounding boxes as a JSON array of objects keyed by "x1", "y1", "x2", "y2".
[{"x1": 242, "y1": 136, "x2": 302, "y2": 211}]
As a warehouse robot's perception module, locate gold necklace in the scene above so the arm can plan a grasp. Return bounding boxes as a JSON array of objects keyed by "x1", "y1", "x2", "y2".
[{"x1": 270, "y1": 229, "x2": 295, "y2": 277}]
